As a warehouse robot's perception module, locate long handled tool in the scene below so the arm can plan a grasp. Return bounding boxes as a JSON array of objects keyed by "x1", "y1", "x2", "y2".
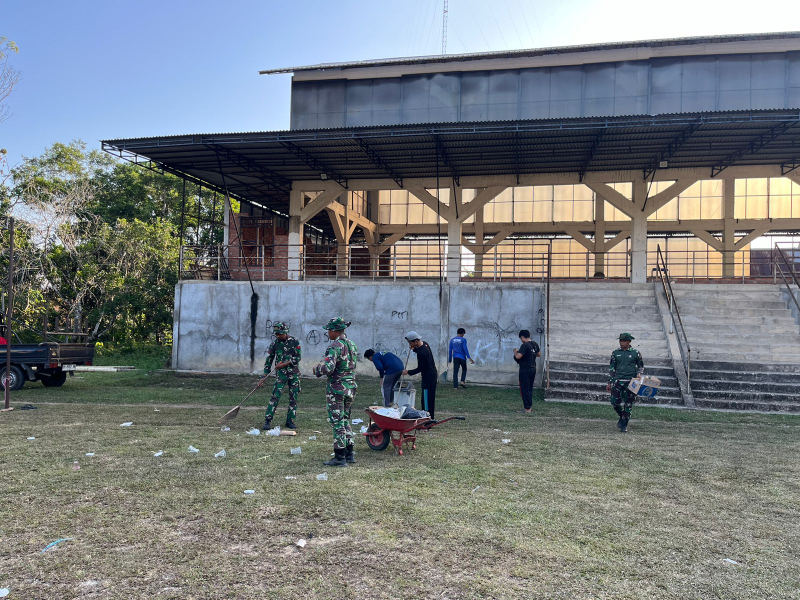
[{"x1": 219, "y1": 370, "x2": 272, "y2": 424}]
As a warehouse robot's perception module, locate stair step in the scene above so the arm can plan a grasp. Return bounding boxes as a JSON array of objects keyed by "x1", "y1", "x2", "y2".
[
  {"x1": 548, "y1": 379, "x2": 681, "y2": 397},
  {"x1": 545, "y1": 387, "x2": 682, "y2": 405},
  {"x1": 551, "y1": 352, "x2": 672, "y2": 363},
  {"x1": 549, "y1": 369, "x2": 678, "y2": 387},
  {"x1": 693, "y1": 388, "x2": 800, "y2": 402},
  {"x1": 691, "y1": 378, "x2": 800, "y2": 394},
  {"x1": 691, "y1": 368, "x2": 800, "y2": 382},
  {"x1": 693, "y1": 398, "x2": 800, "y2": 412},
  {"x1": 548, "y1": 359, "x2": 675, "y2": 372},
  {"x1": 691, "y1": 360, "x2": 800, "y2": 373}
]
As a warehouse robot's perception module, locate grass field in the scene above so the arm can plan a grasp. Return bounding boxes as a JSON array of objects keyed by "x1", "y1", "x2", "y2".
[{"x1": 1, "y1": 364, "x2": 799, "y2": 599}]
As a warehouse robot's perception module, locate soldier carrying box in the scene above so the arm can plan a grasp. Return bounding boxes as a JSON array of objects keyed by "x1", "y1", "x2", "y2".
[{"x1": 606, "y1": 333, "x2": 643, "y2": 433}]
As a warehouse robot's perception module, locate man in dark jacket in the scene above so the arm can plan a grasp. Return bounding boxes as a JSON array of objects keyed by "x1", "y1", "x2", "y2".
[
  {"x1": 513, "y1": 329, "x2": 540, "y2": 414},
  {"x1": 402, "y1": 331, "x2": 438, "y2": 419},
  {"x1": 364, "y1": 348, "x2": 404, "y2": 407}
]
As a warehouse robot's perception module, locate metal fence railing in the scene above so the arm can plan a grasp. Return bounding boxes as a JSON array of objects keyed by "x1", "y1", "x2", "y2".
[{"x1": 178, "y1": 242, "x2": 800, "y2": 283}]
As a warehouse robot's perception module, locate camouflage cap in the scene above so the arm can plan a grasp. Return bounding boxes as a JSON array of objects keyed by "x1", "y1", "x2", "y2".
[
  {"x1": 618, "y1": 332, "x2": 635, "y2": 341},
  {"x1": 323, "y1": 317, "x2": 351, "y2": 331},
  {"x1": 272, "y1": 322, "x2": 289, "y2": 334}
]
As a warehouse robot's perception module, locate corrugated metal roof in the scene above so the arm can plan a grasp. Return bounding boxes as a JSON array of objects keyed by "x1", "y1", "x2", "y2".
[
  {"x1": 102, "y1": 109, "x2": 800, "y2": 236},
  {"x1": 260, "y1": 32, "x2": 800, "y2": 75}
]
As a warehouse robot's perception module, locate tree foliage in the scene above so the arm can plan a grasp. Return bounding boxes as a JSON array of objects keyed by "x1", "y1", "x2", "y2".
[{"x1": 2, "y1": 141, "x2": 224, "y2": 347}]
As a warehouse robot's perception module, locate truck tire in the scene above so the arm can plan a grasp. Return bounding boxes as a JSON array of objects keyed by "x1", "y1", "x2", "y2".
[
  {"x1": 42, "y1": 370, "x2": 67, "y2": 387},
  {"x1": 0, "y1": 365, "x2": 25, "y2": 391}
]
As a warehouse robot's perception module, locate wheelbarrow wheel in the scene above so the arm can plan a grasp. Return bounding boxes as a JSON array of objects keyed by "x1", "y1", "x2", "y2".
[{"x1": 365, "y1": 423, "x2": 391, "y2": 451}]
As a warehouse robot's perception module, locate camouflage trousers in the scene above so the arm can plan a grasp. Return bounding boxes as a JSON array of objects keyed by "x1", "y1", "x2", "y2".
[
  {"x1": 326, "y1": 389, "x2": 355, "y2": 450},
  {"x1": 610, "y1": 379, "x2": 636, "y2": 418},
  {"x1": 265, "y1": 374, "x2": 300, "y2": 422}
]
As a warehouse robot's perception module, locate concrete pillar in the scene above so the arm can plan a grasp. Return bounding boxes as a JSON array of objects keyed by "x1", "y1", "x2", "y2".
[
  {"x1": 474, "y1": 206, "x2": 485, "y2": 277},
  {"x1": 594, "y1": 193, "x2": 606, "y2": 277},
  {"x1": 722, "y1": 178, "x2": 736, "y2": 278},
  {"x1": 288, "y1": 189, "x2": 304, "y2": 281},
  {"x1": 446, "y1": 220, "x2": 462, "y2": 282},
  {"x1": 630, "y1": 180, "x2": 648, "y2": 283}
]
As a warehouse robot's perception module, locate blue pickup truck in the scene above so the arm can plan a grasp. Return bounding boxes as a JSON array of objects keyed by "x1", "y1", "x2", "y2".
[{"x1": 0, "y1": 342, "x2": 96, "y2": 391}]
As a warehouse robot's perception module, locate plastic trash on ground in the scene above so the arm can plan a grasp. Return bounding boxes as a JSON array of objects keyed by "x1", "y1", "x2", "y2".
[
  {"x1": 0, "y1": 587, "x2": 8, "y2": 597},
  {"x1": 27, "y1": 437, "x2": 35, "y2": 441},
  {"x1": 360, "y1": 425, "x2": 368, "y2": 434},
  {"x1": 308, "y1": 435, "x2": 317, "y2": 440},
  {"x1": 374, "y1": 407, "x2": 402, "y2": 419},
  {"x1": 316, "y1": 473, "x2": 328, "y2": 481},
  {"x1": 724, "y1": 558, "x2": 739, "y2": 565},
  {"x1": 72, "y1": 461, "x2": 80, "y2": 471},
  {"x1": 188, "y1": 446, "x2": 199, "y2": 454},
  {"x1": 246, "y1": 428, "x2": 261, "y2": 436},
  {"x1": 85, "y1": 453, "x2": 95, "y2": 457},
  {"x1": 295, "y1": 539, "x2": 307, "y2": 548},
  {"x1": 351, "y1": 418, "x2": 363, "y2": 424},
  {"x1": 119, "y1": 422, "x2": 133, "y2": 427},
  {"x1": 290, "y1": 447, "x2": 302, "y2": 455},
  {"x1": 243, "y1": 490, "x2": 255, "y2": 495},
  {"x1": 502, "y1": 439, "x2": 511, "y2": 444},
  {"x1": 285, "y1": 475, "x2": 298, "y2": 480},
  {"x1": 220, "y1": 426, "x2": 231, "y2": 432},
  {"x1": 153, "y1": 451, "x2": 164, "y2": 457},
  {"x1": 267, "y1": 426, "x2": 281, "y2": 436},
  {"x1": 41, "y1": 538, "x2": 73, "y2": 553},
  {"x1": 214, "y1": 450, "x2": 226, "y2": 458}
]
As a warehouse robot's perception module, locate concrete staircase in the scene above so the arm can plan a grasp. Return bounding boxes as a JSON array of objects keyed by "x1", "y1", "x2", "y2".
[
  {"x1": 545, "y1": 283, "x2": 682, "y2": 406},
  {"x1": 672, "y1": 284, "x2": 800, "y2": 412}
]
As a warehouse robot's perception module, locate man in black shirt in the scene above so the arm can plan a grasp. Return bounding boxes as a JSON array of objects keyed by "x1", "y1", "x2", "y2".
[
  {"x1": 402, "y1": 330, "x2": 438, "y2": 419},
  {"x1": 513, "y1": 329, "x2": 540, "y2": 413}
]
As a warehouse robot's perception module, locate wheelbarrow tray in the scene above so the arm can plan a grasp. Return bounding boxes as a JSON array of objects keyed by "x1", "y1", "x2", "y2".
[{"x1": 363, "y1": 406, "x2": 465, "y2": 455}]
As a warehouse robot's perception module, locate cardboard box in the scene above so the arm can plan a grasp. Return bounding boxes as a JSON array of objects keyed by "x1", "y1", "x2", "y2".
[{"x1": 628, "y1": 376, "x2": 661, "y2": 398}]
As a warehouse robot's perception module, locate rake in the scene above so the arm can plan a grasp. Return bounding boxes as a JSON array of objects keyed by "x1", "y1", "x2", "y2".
[{"x1": 219, "y1": 370, "x2": 272, "y2": 424}]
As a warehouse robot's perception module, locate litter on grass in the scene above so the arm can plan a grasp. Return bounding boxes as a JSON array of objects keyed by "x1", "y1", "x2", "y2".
[
  {"x1": 119, "y1": 422, "x2": 133, "y2": 427},
  {"x1": 246, "y1": 428, "x2": 261, "y2": 436},
  {"x1": 316, "y1": 473, "x2": 328, "y2": 481},
  {"x1": 188, "y1": 446, "x2": 199, "y2": 454},
  {"x1": 220, "y1": 426, "x2": 231, "y2": 432},
  {"x1": 352, "y1": 418, "x2": 364, "y2": 424},
  {"x1": 244, "y1": 490, "x2": 255, "y2": 495},
  {"x1": 308, "y1": 435, "x2": 317, "y2": 440},
  {"x1": 41, "y1": 538, "x2": 73, "y2": 553},
  {"x1": 153, "y1": 451, "x2": 164, "y2": 457},
  {"x1": 472, "y1": 486, "x2": 481, "y2": 493},
  {"x1": 290, "y1": 447, "x2": 302, "y2": 455},
  {"x1": 0, "y1": 587, "x2": 8, "y2": 597},
  {"x1": 502, "y1": 439, "x2": 511, "y2": 444},
  {"x1": 285, "y1": 476, "x2": 298, "y2": 480},
  {"x1": 360, "y1": 426, "x2": 368, "y2": 434},
  {"x1": 295, "y1": 539, "x2": 307, "y2": 548},
  {"x1": 153, "y1": 409, "x2": 160, "y2": 412},
  {"x1": 267, "y1": 426, "x2": 281, "y2": 436},
  {"x1": 214, "y1": 450, "x2": 227, "y2": 458},
  {"x1": 85, "y1": 453, "x2": 95, "y2": 457},
  {"x1": 26, "y1": 437, "x2": 35, "y2": 441},
  {"x1": 724, "y1": 558, "x2": 739, "y2": 565}
]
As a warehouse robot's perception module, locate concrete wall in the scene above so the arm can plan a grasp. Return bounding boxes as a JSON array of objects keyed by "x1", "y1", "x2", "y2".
[
  {"x1": 172, "y1": 281, "x2": 544, "y2": 386},
  {"x1": 290, "y1": 52, "x2": 800, "y2": 128}
]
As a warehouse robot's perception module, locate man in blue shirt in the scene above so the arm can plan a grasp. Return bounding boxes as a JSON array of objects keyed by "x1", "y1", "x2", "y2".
[
  {"x1": 364, "y1": 348, "x2": 405, "y2": 407},
  {"x1": 448, "y1": 328, "x2": 475, "y2": 389}
]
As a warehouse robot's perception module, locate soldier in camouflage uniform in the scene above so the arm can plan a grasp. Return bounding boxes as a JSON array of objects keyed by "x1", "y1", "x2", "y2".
[
  {"x1": 313, "y1": 317, "x2": 358, "y2": 467},
  {"x1": 262, "y1": 322, "x2": 302, "y2": 431},
  {"x1": 607, "y1": 332, "x2": 644, "y2": 433}
]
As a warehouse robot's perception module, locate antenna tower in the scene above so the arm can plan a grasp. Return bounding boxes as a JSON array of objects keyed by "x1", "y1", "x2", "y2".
[{"x1": 442, "y1": 0, "x2": 448, "y2": 54}]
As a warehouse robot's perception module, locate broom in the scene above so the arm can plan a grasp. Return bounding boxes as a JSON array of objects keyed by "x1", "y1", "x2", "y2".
[{"x1": 219, "y1": 370, "x2": 272, "y2": 424}]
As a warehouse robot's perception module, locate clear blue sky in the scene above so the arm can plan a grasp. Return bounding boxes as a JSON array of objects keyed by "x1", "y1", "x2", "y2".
[{"x1": 2, "y1": 0, "x2": 798, "y2": 167}]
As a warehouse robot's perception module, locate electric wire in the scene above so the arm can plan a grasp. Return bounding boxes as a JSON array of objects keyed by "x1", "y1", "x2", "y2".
[
  {"x1": 515, "y1": 0, "x2": 536, "y2": 46},
  {"x1": 465, "y1": 0, "x2": 492, "y2": 51},
  {"x1": 488, "y1": 3, "x2": 511, "y2": 50},
  {"x1": 502, "y1": 0, "x2": 525, "y2": 48}
]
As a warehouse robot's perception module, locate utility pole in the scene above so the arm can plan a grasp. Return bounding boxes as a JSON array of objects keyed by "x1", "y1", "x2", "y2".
[
  {"x1": 4, "y1": 216, "x2": 13, "y2": 409},
  {"x1": 442, "y1": 0, "x2": 449, "y2": 55}
]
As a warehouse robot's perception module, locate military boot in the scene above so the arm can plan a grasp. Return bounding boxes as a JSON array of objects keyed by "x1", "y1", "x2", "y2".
[
  {"x1": 620, "y1": 416, "x2": 629, "y2": 433},
  {"x1": 613, "y1": 406, "x2": 624, "y2": 430},
  {"x1": 345, "y1": 444, "x2": 356, "y2": 464},
  {"x1": 323, "y1": 448, "x2": 348, "y2": 467},
  {"x1": 285, "y1": 418, "x2": 297, "y2": 430},
  {"x1": 261, "y1": 418, "x2": 272, "y2": 431}
]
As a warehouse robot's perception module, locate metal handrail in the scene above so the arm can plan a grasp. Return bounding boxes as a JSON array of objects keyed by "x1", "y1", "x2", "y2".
[
  {"x1": 655, "y1": 245, "x2": 692, "y2": 384},
  {"x1": 545, "y1": 241, "x2": 552, "y2": 391},
  {"x1": 774, "y1": 245, "x2": 800, "y2": 316}
]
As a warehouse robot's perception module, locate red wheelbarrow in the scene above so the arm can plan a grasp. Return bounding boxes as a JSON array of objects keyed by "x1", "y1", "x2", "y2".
[{"x1": 362, "y1": 406, "x2": 465, "y2": 455}]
